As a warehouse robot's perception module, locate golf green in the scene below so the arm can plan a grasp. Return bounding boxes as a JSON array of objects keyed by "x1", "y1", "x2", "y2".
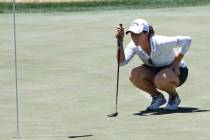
[{"x1": 1, "y1": 6, "x2": 210, "y2": 140}]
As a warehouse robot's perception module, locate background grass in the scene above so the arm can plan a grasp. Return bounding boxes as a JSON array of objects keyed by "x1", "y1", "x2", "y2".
[
  {"x1": 1, "y1": 5, "x2": 210, "y2": 140},
  {"x1": 1, "y1": 0, "x2": 210, "y2": 13}
]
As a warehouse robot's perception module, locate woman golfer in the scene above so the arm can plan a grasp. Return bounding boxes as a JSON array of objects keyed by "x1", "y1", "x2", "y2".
[{"x1": 115, "y1": 19, "x2": 191, "y2": 111}]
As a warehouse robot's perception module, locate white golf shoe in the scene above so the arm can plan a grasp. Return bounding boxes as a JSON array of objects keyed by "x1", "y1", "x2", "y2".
[
  {"x1": 147, "y1": 93, "x2": 167, "y2": 111},
  {"x1": 165, "y1": 94, "x2": 181, "y2": 111}
]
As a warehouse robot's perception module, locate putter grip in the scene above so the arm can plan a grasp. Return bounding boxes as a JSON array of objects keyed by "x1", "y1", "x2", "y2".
[{"x1": 117, "y1": 24, "x2": 123, "y2": 48}]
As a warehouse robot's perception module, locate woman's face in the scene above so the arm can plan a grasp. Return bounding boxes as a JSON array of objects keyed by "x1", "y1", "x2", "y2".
[{"x1": 130, "y1": 32, "x2": 148, "y2": 46}]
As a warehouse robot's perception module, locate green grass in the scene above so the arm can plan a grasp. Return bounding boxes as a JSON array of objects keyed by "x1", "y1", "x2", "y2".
[
  {"x1": 1, "y1": 6, "x2": 210, "y2": 140},
  {"x1": 1, "y1": 0, "x2": 210, "y2": 13}
]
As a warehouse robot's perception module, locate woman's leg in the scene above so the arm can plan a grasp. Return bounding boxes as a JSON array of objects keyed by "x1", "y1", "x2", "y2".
[
  {"x1": 129, "y1": 65, "x2": 160, "y2": 97},
  {"x1": 154, "y1": 68, "x2": 181, "y2": 110},
  {"x1": 129, "y1": 65, "x2": 167, "y2": 110},
  {"x1": 153, "y1": 67, "x2": 179, "y2": 97}
]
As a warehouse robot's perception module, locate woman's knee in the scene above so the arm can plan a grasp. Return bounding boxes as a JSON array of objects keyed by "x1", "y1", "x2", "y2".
[
  {"x1": 129, "y1": 67, "x2": 140, "y2": 84},
  {"x1": 154, "y1": 75, "x2": 165, "y2": 89},
  {"x1": 129, "y1": 66, "x2": 155, "y2": 85},
  {"x1": 129, "y1": 68, "x2": 147, "y2": 90},
  {"x1": 154, "y1": 68, "x2": 179, "y2": 89}
]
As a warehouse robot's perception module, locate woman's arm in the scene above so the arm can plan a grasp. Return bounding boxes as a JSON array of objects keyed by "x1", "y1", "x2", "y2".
[
  {"x1": 172, "y1": 36, "x2": 191, "y2": 74},
  {"x1": 170, "y1": 53, "x2": 184, "y2": 75},
  {"x1": 157, "y1": 35, "x2": 192, "y2": 75},
  {"x1": 157, "y1": 36, "x2": 192, "y2": 55},
  {"x1": 119, "y1": 42, "x2": 135, "y2": 66},
  {"x1": 115, "y1": 25, "x2": 135, "y2": 66},
  {"x1": 177, "y1": 36, "x2": 192, "y2": 55}
]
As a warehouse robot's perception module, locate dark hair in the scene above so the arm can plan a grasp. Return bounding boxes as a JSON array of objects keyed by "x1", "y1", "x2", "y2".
[{"x1": 143, "y1": 25, "x2": 155, "y2": 39}]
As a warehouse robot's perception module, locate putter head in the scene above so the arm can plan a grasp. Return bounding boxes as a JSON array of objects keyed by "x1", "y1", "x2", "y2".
[{"x1": 107, "y1": 112, "x2": 118, "y2": 117}]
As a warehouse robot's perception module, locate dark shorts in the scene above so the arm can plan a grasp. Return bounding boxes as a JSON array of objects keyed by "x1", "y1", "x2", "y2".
[{"x1": 144, "y1": 65, "x2": 188, "y2": 87}]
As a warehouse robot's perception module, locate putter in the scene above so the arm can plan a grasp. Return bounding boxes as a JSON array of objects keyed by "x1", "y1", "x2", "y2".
[{"x1": 108, "y1": 24, "x2": 123, "y2": 117}]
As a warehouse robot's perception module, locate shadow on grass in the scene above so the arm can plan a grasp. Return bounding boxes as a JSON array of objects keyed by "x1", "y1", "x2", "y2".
[
  {"x1": 14, "y1": 135, "x2": 94, "y2": 139},
  {"x1": 68, "y1": 135, "x2": 93, "y2": 138},
  {"x1": 133, "y1": 107, "x2": 210, "y2": 116}
]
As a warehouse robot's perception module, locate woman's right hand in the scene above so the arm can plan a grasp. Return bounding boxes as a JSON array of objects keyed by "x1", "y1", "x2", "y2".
[
  {"x1": 115, "y1": 24, "x2": 124, "y2": 40},
  {"x1": 115, "y1": 24, "x2": 126, "y2": 62}
]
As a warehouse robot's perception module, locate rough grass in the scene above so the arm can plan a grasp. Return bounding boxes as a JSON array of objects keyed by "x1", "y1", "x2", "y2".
[{"x1": 1, "y1": 0, "x2": 210, "y2": 13}]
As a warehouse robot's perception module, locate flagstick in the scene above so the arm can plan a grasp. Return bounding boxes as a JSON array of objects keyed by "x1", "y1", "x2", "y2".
[{"x1": 12, "y1": 0, "x2": 20, "y2": 138}]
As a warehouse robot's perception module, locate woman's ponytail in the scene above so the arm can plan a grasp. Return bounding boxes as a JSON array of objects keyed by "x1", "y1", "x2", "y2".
[{"x1": 148, "y1": 25, "x2": 155, "y2": 39}]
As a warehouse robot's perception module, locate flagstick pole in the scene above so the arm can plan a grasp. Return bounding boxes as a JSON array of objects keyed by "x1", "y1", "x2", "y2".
[{"x1": 12, "y1": 0, "x2": 20, "y2": 138}]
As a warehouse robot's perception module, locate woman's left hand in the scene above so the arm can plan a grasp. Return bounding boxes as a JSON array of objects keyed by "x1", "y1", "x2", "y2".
[{"x1": 170, "y1": 61, "x2": 180, "y2": 76}]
